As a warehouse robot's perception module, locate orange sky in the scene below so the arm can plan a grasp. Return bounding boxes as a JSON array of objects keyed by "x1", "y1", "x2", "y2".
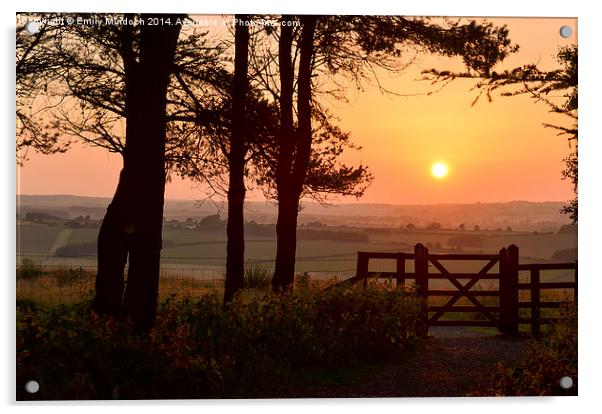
[{"x1": 17, "y1": 17, "x2": 577, "y2": 205}]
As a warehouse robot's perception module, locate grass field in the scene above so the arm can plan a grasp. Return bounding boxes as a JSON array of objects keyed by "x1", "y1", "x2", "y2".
[
  {"x1": 16, "y1": 222, "x2": 577, "y2": 281},
  {"x1": 16, "y1": 225, "x2": 64, "y2": 253},
  {"x1": 16, "y1": 219, "x2": 577, "y2": 337}
]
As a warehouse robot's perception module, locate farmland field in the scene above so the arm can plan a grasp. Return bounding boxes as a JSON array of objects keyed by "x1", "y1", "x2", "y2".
[
  {"x1": 16, "y1": 224, "x2": 64, "y2": 253},
  {"x1": 16, "y1": 221, "x2": 577, "y2": 281}
]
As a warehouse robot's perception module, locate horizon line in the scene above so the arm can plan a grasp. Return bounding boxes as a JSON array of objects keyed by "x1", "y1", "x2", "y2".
[{"x1": 16, "y1": 193, "x2": 570, "y2": 207}]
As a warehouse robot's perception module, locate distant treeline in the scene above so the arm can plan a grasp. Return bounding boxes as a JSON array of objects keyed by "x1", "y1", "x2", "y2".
[
  {"x1": 551, "y1": 247, "x2": 577, "y2": 262},
  {"x1": 55, "y1": 242, "x2": 96, "y2": 257},
  {"x1": 245, "y1": 222, "x2": 369, "y2": 243},
  {"x1": 20, "y1": 211, "x2": 99, "y2": 228}
]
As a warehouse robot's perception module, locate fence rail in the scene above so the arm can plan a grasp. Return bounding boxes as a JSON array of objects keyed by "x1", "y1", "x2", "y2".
[
  {"x1": 348, "y1": 243, "x2": 577, "y2": 336},
  {"x1": 516, "y1": 261, "x2": 577, "y2": 337}
]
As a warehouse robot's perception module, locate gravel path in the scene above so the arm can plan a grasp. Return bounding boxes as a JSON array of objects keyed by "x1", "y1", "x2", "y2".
[{"x1": 289, "y1": 329, "x2": 527, "y2": 398}]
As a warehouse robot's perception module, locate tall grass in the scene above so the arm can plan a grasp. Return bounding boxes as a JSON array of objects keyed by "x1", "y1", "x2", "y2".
[
  {"x1": 243, "y1": 262, "x2": 271, "y2": 289},
  {"x1": 16, "y1": 258, "x2": 45, "y2": 280},
  {"x1": 16, "y1": 267, "x2": 224, "y2": 305}
]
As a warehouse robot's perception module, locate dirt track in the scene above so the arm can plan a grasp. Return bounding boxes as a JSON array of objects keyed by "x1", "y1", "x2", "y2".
[{"x1": 290, "y1": 328, "x2": 527, "y2": 398}]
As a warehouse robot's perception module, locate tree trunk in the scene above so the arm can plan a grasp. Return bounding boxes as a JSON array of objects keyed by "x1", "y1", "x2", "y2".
[
  {"x1": 92, "y1": 20, "x2": 137, "y2": 319},
  {"x1": 224, "y1": 15, "x2": 250, "y2": 304},
  {"x1": 122, "y1": 15, "x2": 181, "y2": 332},
  {"x1": 271, "y1": 17, "x2": 296, "y2": 291},
  {"x1": 93, "y1": 169, "x2": 130, "y2": 317},
  {"x1": 93, "y1": 14, "x2": 182, "y2": 332},
  {"x1": 272, "y1": 193, "x2": 300, "y2": 290},
  {"x1": 272, "y1": 16, "x2": 317, "y2": 291},
  {"x1": 122, "y1": 154, "x2": 166, "y2": 331},
  {"x1": 292, "y1": 16, "x2": 317, "y2": 189}
]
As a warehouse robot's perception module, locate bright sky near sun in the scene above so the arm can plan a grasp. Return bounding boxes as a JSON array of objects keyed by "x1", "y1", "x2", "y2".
[{"x1": 16, "y1": 16, "x2": 577, "y2": 205}]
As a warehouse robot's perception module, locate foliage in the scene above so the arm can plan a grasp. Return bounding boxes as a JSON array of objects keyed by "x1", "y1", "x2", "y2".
[
  {"x1": 17, "y1": 284, "x2": 424, "y2": 399},
  {"x1": 426, "y1": 222, "x2": 442, "y2": 230},
  {"x1": 16, "y1": 13, "x2": 226, "y2": 169},
  {"x1": 471, "y1": 303, "x2": 577, "y2": 396}
]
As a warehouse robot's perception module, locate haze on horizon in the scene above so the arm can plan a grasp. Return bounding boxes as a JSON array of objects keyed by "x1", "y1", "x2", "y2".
[{"x1": 16, "y1": 16, "x2": 577, "y2": 206}]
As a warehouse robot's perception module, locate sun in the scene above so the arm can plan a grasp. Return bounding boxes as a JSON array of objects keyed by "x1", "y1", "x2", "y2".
[{"x1": 431, "y1": 162, "x2": 449, "y2": 179}]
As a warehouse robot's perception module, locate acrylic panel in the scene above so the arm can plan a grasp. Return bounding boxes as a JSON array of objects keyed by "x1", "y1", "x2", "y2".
[{"x1": 16, "y1": 13, "x2": 577, "y2": 400}]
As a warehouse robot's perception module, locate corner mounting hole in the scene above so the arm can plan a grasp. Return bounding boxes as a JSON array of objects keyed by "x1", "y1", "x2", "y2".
[
  {"x1": 25, "y1": 380, "x2": 40, "y2": 394},
  {"x1": 559, "y1": 25, "x2": 573, "y2": 38},
  {"x1": 25, "y1": 21, "x2": 40, "y2": 35},
  {"x1": 559, "y1": 376, "x2": 573, "y2": 389}
]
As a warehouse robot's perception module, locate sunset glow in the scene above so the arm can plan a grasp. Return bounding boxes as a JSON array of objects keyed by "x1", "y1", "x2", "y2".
[
  {"x1": 431, "y1": 162, "x2": 449, "y2": 179},
  {"x1": 16, "y1": 17, "x2": 577, "y2": 205}
]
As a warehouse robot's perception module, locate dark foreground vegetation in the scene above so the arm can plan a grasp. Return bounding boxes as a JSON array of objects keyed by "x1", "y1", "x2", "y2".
[
  {"x1": 472, "y1": 303, "x2": 577, "y2": 396},
  {"x1": 17, "y1": 283, "x2": 424, "y2": 400}
]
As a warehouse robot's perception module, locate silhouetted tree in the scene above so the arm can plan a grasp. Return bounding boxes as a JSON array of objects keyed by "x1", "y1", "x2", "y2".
[
  {"x1": 16, "y1": 13, "x2": 194, "y2": 330},
  {"x1": 264, "y1": 16, "x2": 517, "y2": 290},
  {"x1": 224, "y1": 15, "x2": 250, "y2": 303},
  {"x1": 427, "y1": 222, "x2": 442, "y2": 230},
  {"x1": 97, "y1": 15, "x2": 183, "y2": 331},
  {"x1": 271, "y1": 16, "x2": 319, "y2": 290},
  {"x1": 16, "y1": 14, "x2": 72, "y2": 161}
]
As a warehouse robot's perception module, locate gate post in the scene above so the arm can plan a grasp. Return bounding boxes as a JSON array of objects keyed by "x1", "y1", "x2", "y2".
[
  {"x1": 507, "y1": 244, "x2": 520, "y2": 335},
  {"x1": 396, "y1": 252, "x2": 406, "y2": 290},
  {"x1": 531, "y1": 267, "x2": 541, "y2": 338},
  {"x1": 356, "y1": 252, "x2": 369, "y2": 289},
  {"x1": 414, "y1": 243, "x2": 429, "y2": 296},
  {"x1": 500, "y1": 245, "x2": 520, "y2": 335},
  {"x1": 499, "y1": 247, "x2": 509, "y2": 333},
  {"x1": 414, "y1": 243, "x2": 429, "y2": 335}
]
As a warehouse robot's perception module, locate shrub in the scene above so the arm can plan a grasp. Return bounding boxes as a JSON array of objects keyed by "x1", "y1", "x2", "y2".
[
  {"x1": 17, "y1": 283, "x2": 425, "y2": 399},
  {"x1": 16, "y1": 301, "x2": 222, "y2": 400},
  {"x1": 471, "y1": 303, "x2": 577, "y2": 396},
  {"x1": 294, "y1": 272, "x2": 312, "y2": 293}
]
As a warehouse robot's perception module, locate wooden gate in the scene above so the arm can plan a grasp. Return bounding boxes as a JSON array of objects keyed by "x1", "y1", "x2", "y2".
[
  {"x1": 419, "y1": 246, "x2": 502, "y2": 328},
  {"x1": 347, "y1": 243, "x2": 577, "y2": 335}
]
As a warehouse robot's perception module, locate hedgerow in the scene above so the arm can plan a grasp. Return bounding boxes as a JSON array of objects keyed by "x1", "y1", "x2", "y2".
[{"x1": 17, "y1": 282, "x2": 425, "y2": 399}]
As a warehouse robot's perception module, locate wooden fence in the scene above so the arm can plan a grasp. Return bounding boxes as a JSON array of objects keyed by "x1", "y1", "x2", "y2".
[{"x1": 344, "y1": 243, "x2": 577, "y2": 336}]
